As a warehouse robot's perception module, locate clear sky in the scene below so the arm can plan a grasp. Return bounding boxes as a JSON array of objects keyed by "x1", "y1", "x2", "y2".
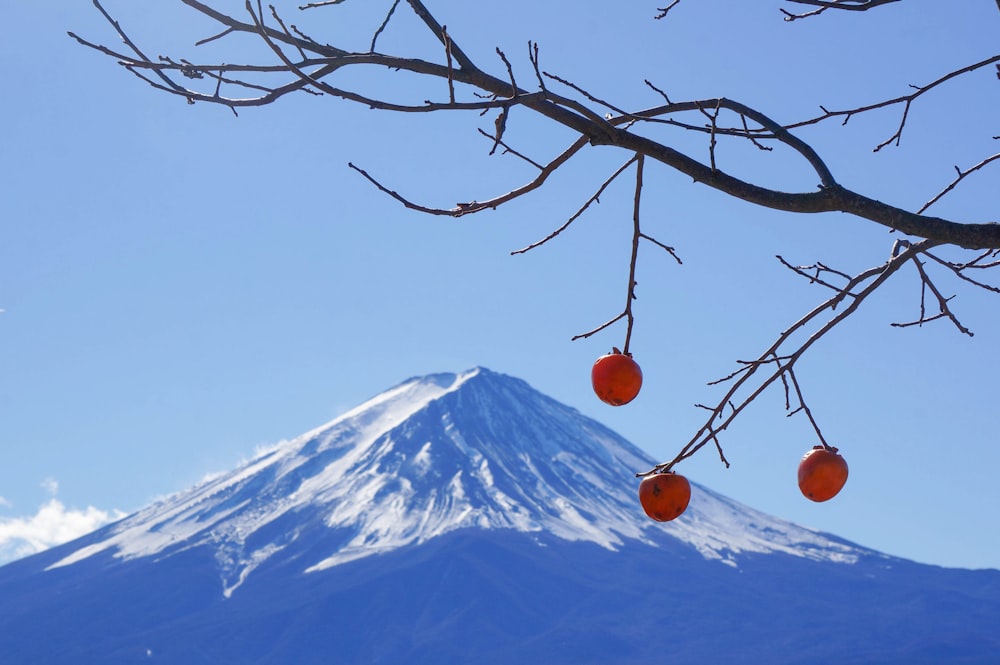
[{"x1": 1, "y1": 1, "x2": 998, "y2": 569}]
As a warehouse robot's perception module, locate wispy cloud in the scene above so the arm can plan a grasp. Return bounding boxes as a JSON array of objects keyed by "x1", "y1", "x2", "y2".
[
  {"x1": 41, "y1": 477, "x2": 59, "y2": 496},
  {"x1": 0, "y1": 497, "x2": 125, "y2": 566},
  {"x1": 0, "y1": 496, "x2": 11, "y2": 509}
]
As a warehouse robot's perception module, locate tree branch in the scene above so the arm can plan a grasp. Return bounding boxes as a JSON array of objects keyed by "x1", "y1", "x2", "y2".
[
  {"x1": 782, "y1": 0, "x2": 902, "y2": 21},
  {"x1": 639, "y1": 239, "x2": 935, "y2": 476},
  {"x1": 74, "y1": 1, "x2": 1000, "y2": 481},
  {"x1": 520, "y1": 154, "x2": 638, "y2": 256},
  {"x1": 74, "y1": 3, "x2": 1000, "y2": 247},
  {"x1": 919, "y1": 152, "x2": 1000, "y2": 215}
]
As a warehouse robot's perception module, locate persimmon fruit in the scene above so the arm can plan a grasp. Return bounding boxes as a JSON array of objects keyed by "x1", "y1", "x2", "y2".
[
  {"x1": 797, "y1": 445, "x2": 849, "y2": 502},
  {"x1": 638, "y1": 472, "x2": 691, "y2": 522},
  {"x1": 591, "y1": 349, "x2": 642, "y2": 406}
]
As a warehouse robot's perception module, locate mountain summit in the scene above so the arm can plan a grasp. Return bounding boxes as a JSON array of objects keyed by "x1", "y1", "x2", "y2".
[{"x1": 2, "y1": 368, "x2": 998, "y2": 664}]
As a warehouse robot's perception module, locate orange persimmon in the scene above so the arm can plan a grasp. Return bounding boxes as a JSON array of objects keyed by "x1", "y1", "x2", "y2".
[
  {"x1": 798, "y1": 445, "x2": 849, "y2": 502},
  {"x1": 591, "y1": 350, "x2": 642, "y2": 406},
  {"x1": 638, "y1": 472, "x2": 691, "y2": 522}
]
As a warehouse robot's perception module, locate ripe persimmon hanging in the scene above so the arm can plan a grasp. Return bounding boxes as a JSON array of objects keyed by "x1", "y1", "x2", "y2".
[
  {"x1": 798, "y1": 446, "x2": 849, "y2": 502},
  {"x1": 591, "y1": 349, "x2": 642, "y2": 406},
  {"x1": 638, "y1": 472, "x2": 691, "y2": 522}
]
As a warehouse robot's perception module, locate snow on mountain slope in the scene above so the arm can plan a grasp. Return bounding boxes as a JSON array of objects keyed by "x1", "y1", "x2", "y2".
[{"x1": 48, "y1": 368, "x2": 868, "y2": 594}]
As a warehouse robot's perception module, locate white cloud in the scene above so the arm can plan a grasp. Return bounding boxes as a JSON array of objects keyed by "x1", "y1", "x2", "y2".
[
  {"x1": 41, "y1": 477, "x2": 59, "y2": 496},
  {"x1": 0, "y1": 498, "x2": 125, "y2": 566},
  {"x1": 0, "y1": 496, "x2": 11, "y2": 509}
]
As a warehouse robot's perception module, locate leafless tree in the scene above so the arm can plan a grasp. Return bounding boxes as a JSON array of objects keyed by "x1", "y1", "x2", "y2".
[{"x1": 71, "y1": 0, "x2": 1000, "y2": 477}]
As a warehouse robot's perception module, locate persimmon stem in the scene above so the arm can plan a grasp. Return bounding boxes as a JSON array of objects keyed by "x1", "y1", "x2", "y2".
[
  {"x1": 622, "y1": 154, "x2": 644, "y2": 355},
  {"x1": 784, "y1": 365, "x2": 832, "y2": 449}
]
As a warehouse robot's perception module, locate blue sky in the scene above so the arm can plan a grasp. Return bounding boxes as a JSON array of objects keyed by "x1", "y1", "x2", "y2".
[{"x1": 1, "y1": 1, "x2": 998, "y2": 569}]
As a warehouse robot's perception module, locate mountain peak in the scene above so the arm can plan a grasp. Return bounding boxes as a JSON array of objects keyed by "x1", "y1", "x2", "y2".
[{"x1": 46, "y1": 368, "x2": 869, "y2": 595}]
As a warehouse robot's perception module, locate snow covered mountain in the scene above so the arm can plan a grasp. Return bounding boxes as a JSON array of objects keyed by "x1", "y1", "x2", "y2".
[
  {"x1": 47, "y1": 367, "x2": 862, "y2": 587},
  {"x1": 1, "y1": 368, "x2": 998, "y2": 664}
]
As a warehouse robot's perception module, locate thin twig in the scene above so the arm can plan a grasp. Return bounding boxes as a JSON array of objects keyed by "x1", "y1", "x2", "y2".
[
  {"x1": 923, "y1": 252, "x2": 1000, "y2": 294},
  {"x1": 655, "y1": 1, "x2": 682, "y2": 19},
  {"x1": 544, "y1": 71, "x2": 632, "y2": 118},
  {"x1": 299, "y1": 0, "x2": 346, "y2": 8},
  {"x1": 622, "y1": 154, "x2": 645, "y2": 354},
  {"x1": 351, "y1": 136, "x2": 590, "y2": 219},
  {"x1": 348, "y1": 162, "x2": 462, "y2": 215},
  {"x1": 528, "y1": 41, "x2": 546, "y2": 92},
  {"x1": 370, "y1": 0, "x2": 401, "y2": 53},
  {"x1": 269, "y1": 6, "x2": 308, "y2": 61},
  {"x1": 777, "y1": 255, "x2": 858, "y2": 296},
  {"x1": 918, "y1": 153, "x2": 1000, "y2": 214},
  {"x1": 785, "y1": 366, "x2": 831, "y2": 449},
  {"x1": 570, "y1": 313, "x2": 627, "y2": 342},
  {"x1": 442, "y1": 26, "x2": 455, "y2": 103},
  {"x1": 698, "y1": 99, "x2": 722, "y2": 171},
  {"x1": 891, "y1": 257, "x2": 975, "y2": 336},
  {"x1": 513, "y1": 155, "x2": 639, "y2": 254},
  {"x1": 476, "y1": 129, "x2": 545, "y2": 170},
  {"x1": 639, "y1": 233, "x2": 683, "y2": 264},
  {"x1": 782, "y1": 0, "x2": 901, "y2": 20},
  {"x1": 785, "y1": 54, "x2": 1000, "y2": 151}
]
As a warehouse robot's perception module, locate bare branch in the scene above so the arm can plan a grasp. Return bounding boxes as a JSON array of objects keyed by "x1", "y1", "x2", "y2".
[
  {"x1": 74, "y1": 1, "x2": 1000, "y2": 483},
  {"x1": 528, "y1": 41, "x2": 546, "y2": 92},
  {"x1": 570, "y1": 312, "x2": 627, "y2": 342},
  {"x1": 348, "y1": 162, "x2": 460, "y2": 216},
  {"x1": 919, "y1": 153, "x2": 1000, "y2": 214},
  {"x1": 639, "y1": 240, "x2": 935, "y2": 476},
  {"x1": 700, "y1": 99, "x2": 722, "y2": 171},
  {"x1": 351, "y1": 136, "x2": 590, "y2": 219},
  {"x1": 786, "y1": 0, "x2": 902, "y2": 10},
  {"x1": 892, "y1": 257, "x2": 975, "y2": 336},
  {"x1": 782, "y1": 0, "x2": 901, "y2": 19},
  {"x1": 195, "y1": 27, "x2": 236, "y2": 47},
  {"x1": 639, "y1": 233, "x2": 683, "y2": 264},
  {"x1": 620, "y1": 97, "x2": 838, "y2": 188},
  {"x1": 476, "y1": 129, "x2": 545, "y2": 170},
  {"x1": 784, "y1": 366, "x2": 831, "y2": 449},
  {"x1": 777, "y1": 256, "x2": 859, "y2": 296},
  {"x1": 442, "y1": 26, "x2": 456, "y2": 103},
  {"x1": 74, "y1": 3, "x2": 1000, "y2": 247},
  {"x1": 622, "y1": 154, "x2": 645, "y2": 355},
  {"x1": 655, "y1": 1, "x2": 682, "y2": 20},
  {"x1": 299, "y1": 0, "x2": 346, "y2": 9},
  {"x1": 370, "y1": 0, "x2": 401, "y2": 53},
  {"x1": 923, "y1": 251, "x2": 1000, "y2": 294},
  {"x1": 178, "y1": 0, "x2": 348, "y2": 57},
  {"x1": 644, "y1": 79, "x2": 671, "y2": 104},
  {"x1": 268, "y1": 5, "x2": 308, "y2": 61},
  {"x1": 514, "y1": 154, "x2": 638, "y2": 255},
  {"x1": 786, "y1": 54, "x2": 1000, "y2": 152},
  {"x1": 404, "y1": 0, "x2": 475, "y2": 71},
  {"x1": 86, "y1": 0, "x2": 188, "y2": 95},
  {"x1": 781, "y1": 6, "x2": 828, "y2": 20},
  {"x1": 543, "y1": 71, "x2": 632, "y2": 119}
]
